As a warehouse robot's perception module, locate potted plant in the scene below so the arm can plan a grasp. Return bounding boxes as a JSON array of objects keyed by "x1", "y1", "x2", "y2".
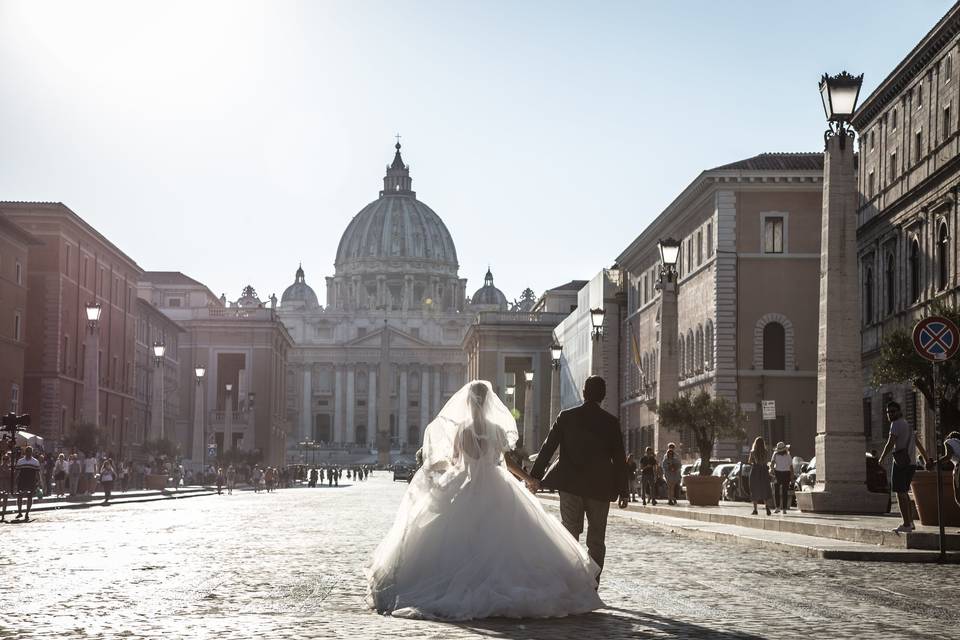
[
  {"x1": 656, "y1": 391, "x2": 745, "y2": 506},
  {"x1": 871, "y1": 301, "x2": 960, "y2": 524}
]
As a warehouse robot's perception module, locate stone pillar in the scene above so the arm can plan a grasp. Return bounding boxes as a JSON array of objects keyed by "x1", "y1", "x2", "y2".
[
  {"x1": 398, "y1": 367, "x2": 408, "y2": 445},
  {"x1": 301, "y1": 368, "x2": 312, "y2": 441},
  {"x1": 797, "y1": 131, "x2": 887, "y2": 514},
  {"x1": 420, "y1": 366, "x2": 430, "y2": 430},
  {"x1": 432, "y1": 367, "x2": 442, "y2": 415},
  {"x1": 191, "y1": 378, "x2": 205, "y2": 465},
  {"x1": 334, "y1": 366, "x2": 344, "y2": 443},
  {"x1": 151, "y1": 361, "x2": 164, "y2": 440},
  {"x1": 377, "y1": 326, "x2": 391, "y2": 465},
  {"x1": 346, "y1": 367, "x2": 356, "y2": 444},
  {"x1": 367, "y1": 367, "x2": 377, "y2": 445},
  {"x1": 224, "y1": 389, "x2": 234, "y2": 452},
  {"x1": 81, "y1": 327, "x2": 100, "y2": 428},
  {"x1": 655, "y1": 271, "x2": 681, "y2": 454}
]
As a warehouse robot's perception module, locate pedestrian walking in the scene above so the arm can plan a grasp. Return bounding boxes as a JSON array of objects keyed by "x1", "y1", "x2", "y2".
[
  {"x1": 0, "y1": 451, "x2": 11, "y2": 522},
  {"x1": 82, "y1": 453, "x2": 97, "y2": 495},
  {"x1": 14, "y1": 446, "x2": 42, "y2": 521},
  {"x1": 308, "y1": 467, "x2": 318, "y2": 488},
  {"x1": 879, "y1": 401, "x2": 928, "y2": 533},
  {"x1": 172, "y1": 464, "x2": 183, "y2": 491},
  {"x1": 625, "y1": 454, "x2": 638, "y2": 502},
  {"x1": 216, "y1": 467, "x2": 225, "y2": 495},
  {"x1": 100, "y1": 459, "x2": 116, "y2": 504},
  {"x1": 68, "y1": 454, "x2": 82, "y2": 496},
  {"x1": 53, "y1": 453, "x2": 67, "y2": 497},
  {"x1": 748, "y1": 437, "x2": 771, "y2": 516},
  {"x1": 662, "y1": 447, "x2": 682, "y2": 505},
  {"x1": 770, "y1": 441, "x2": 793, "y2": 513},
  {"x1": 639, "y1": 446, "x2": 657, "y2": 506},
  {"x1": 226, "y1": 465, "x2": 236, "y2": 495}
]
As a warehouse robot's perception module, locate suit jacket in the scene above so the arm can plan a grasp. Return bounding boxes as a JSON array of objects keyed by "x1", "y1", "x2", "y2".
[{"x1": 530, "y1": 401, "x2": 629, "y2": 502}]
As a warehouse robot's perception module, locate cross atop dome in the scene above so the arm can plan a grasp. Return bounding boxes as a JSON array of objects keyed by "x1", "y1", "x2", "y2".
[{"x1": 381, "y1": 138, "x2": 415, "y2": 197}]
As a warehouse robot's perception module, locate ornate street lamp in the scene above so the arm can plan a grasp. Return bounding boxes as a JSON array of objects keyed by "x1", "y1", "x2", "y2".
[
  {"x1": 524, "y1": 371, "x2": 534, "y2": 384},
  {"x1": 819, "y1": 71, "x2": 863, "y2": 146},
  {"x1": 195, "y1": 365, "x2": 206, "y2": 384},
  {"x1": 658, "y1": 238, "x2": 681, "y2": 283},
  {"x1": 152, "y1": 341, "x2": 165, "y2": 367},
  {"x1": 550, "y1": 343, "x2": 562, "y2": 369},
  {"x1": 590, "y1": 307, "x2": 606, "y2": 340},
  {"x1": 225, "y1": 383, "x2": 233, "y2": 393},
  {"x1": 85, "y1": 301, "x2": 102, "y2": 330}
]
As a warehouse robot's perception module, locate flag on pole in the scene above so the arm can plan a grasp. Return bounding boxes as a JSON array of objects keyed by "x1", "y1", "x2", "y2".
[{"x1": 630, "y1": 326, "x2": 642, "y2": 369}]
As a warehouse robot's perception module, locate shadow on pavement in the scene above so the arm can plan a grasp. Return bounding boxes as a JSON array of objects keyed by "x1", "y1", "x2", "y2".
[{"x1": 455, "y1": 606, "x2": 765, "y2": 639}]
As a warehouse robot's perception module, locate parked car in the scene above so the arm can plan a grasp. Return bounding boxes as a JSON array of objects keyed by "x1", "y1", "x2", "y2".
[
  {"x1": 690, "y1": 458, "x2": 733, "y2": 475},
  {"x1": 723, "y1": 462, "x2": 752, "y2": 502},
  {"x1": 393, "y1": 466, "x2": 415, "y2": 482},
  {"x1": 712, "y1": 463, "x2": 737, "y2": 480},
  {"x1": 796, "y1": 456, "x2": 816, "y2": 491}
]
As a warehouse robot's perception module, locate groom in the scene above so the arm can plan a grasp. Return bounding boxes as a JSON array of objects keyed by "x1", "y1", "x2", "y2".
[{"x1": 529, "y1": 375, "x2": 629, "y2": 582}]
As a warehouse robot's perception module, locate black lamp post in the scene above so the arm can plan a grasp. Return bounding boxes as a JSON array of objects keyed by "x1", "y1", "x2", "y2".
[
  {"x1": 819, "y1": 71, "x2": 863, "y2": 147},
  {"x1": 590, "y1": 307, "x2": 606, "y2": 340},
  {"x1": 658, "y1": 238, "x2": 681, "y2": 284},
  {"x1": 550, "y1": 343, "x2": 562, "y2": 369}
]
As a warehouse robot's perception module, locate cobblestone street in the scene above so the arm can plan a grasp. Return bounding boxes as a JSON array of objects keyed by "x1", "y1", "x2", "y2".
[{"x1": 1, "y1": 475, "x2": 958, "y2": 639}]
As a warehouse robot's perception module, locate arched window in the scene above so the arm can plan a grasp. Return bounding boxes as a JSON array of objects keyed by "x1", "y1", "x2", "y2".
[
  {"x1": 696, "y1": 325, "x2": 704, "y2": 371},
  {"x1": 938, "y1": 222, "x2": 949, "y2": 290},
  {"x1": 763, "y1": 322, "x2": 786, "y2": 370},
  {"x1": 705, "y1": 321, "x2": 714, "y2": 370},
  {"x1": 678, "y1": 336, "x2": 685, "y2": 378},
  {"x1": 864, "y1": 267, "x2": 874, "y2": 324},
  {"x1": 686, "y1": 329, "x2": 694, "y2": 376},
  {"x1": 910, "y1": 238, "x2": 921, "y2": 303},
  {"x1": 885, "y1": 253, "x2": 895, "y2": 315}
]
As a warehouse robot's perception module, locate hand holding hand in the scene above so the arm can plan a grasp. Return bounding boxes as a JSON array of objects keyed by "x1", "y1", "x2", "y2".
[
  {"x1": 526, "y1": 478, "x2": 541, "y2": 493},
  {"x1": 618, "y1": 497, "x2": 628, "y2": 509}
]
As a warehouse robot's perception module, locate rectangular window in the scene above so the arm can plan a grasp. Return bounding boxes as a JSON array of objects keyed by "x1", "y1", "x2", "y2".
[
  {"x1": 62, "y1": 335, "x2": 69, "y2": 374},
  {"x1": 917, "y1": 84, "x2": 923, "y2": 109},
  {"x1": 14, "y1": 311, "x2": 21, "y2": 341},
  {"x1": 707, "y1": 223, "x2": 713, "y2": 257},
  {"x1": 892, "y1": 108, "x2": 898, "y2": 130},
  {"x1": 944, "y1": 105, "x2": 951, "y2": 137},
  {"x1": 764, "y1": 217, "x2": 784, "y2": 254},
  {"x1": 168, "y1": 298, "x2": 182, "y2": 307},
  {"x1": 697, "y1": 230, "x2": 703, "y2": 265},
  {"x1": 686, "y1": 240, "x2": 693, "y2": 273},
  {"x1": 81, "y1": 258, "x2": 87, "y2": 288},
  {"x1": 870, "y1": 130, "x2": 875, "y2": 150},
  {"x1": 9, "y1": 384, "x2": 19, "y2": 414},
  {"x1": 642, "y1": 274, "x2": 648, "y2": 304},
  {"x1": 65, "y1": 244, "x2": 71, "y2": 276},
  {"x1": 890, "y1": 151, "x2": 898, "y2": 181},
  {"x1": 868, "y1": 171, "x2": 875, "y2": 199},
  {"x1": 916, "y1": 131, "x2": 923, "y2": 164},
  {"x1": 947, "y1": 55, "x2": 953, "y2": 82},
  {"x1": 15, "y1": 261, "x2": 21, "y2": 285}
]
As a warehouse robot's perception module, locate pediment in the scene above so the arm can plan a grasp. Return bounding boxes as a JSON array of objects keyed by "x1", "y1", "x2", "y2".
[{"x1": 344, "y1": 326, "x2": 433, "y2": 348}]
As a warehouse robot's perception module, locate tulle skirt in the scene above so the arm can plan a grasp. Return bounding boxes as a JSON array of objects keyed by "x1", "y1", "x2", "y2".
[{"x1": 367, "y1": 463, "x2": 604, "y2": 620}]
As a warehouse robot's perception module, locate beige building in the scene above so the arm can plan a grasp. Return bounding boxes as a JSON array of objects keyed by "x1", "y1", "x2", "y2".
[
  {"x1": 855, "y1": 3, "x2": 960, "y2": 452},
  {"x1": 616, "y1": 153, "x2": 825, "y2": 460},
  {"x1": 133, "y1": 298, "x2": 183, "y2": 456}
]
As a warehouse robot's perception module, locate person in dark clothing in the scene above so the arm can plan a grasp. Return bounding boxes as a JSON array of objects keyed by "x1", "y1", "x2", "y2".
[
  {"x1": 529, "y1": 375, "x2": 629, "y2": 584},
  {"x1": 638, "y1": 447, "x2": 658, "y2": 506}
]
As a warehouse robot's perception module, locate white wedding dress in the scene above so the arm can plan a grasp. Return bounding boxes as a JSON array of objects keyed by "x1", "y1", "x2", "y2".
[{"x1": 367, "y1": 380, "x2": 603, "y2": 620}]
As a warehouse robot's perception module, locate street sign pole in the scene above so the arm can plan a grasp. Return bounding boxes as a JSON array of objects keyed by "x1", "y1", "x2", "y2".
[{"x1": 932, "y1": 359, "x2": 945, "y2": 561}]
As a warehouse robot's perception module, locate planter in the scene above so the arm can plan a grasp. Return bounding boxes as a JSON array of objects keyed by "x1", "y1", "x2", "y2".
[
  {"x1": 910, "y1": 470, "x2": 960, "y2": 526},
  {"x1": 682, "y1": 474, "x2": 724, "y2": 506},
  {"x1": 145, "y1": 474, "x2": 169, "y2": 491}
]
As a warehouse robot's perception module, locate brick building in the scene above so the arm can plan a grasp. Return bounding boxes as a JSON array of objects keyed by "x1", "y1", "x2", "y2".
[
  {"x1": 0, "y1": 202, "x2": 142, "y2": 451},
  {"x1": 0, "y1": 213, "x2": 40, "y2": 417}
]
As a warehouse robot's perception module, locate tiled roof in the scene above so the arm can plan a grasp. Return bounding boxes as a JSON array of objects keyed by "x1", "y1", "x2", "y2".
[
  {"x1": 141, "y1": 271, "x2": 206, "y2": 287},
  {"x1": 549, "y1": 280, "x2": 588, "y2": 291},
  {"x1": 709, "y1": 153, "x2": 823, "y2": 172}
]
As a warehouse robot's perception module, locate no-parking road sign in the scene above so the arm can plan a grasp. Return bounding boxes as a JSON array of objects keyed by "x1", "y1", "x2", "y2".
[{"x1": 913, "y1": 316, "x2": 960, "y2": 362}]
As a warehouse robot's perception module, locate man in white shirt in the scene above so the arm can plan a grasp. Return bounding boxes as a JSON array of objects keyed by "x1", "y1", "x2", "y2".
[
  {"x1": 15, "y1": 446, "x2": 41, "y2": 522},
  {"x1": 770, "y1": 442, "x2": 793, "y2": 513},
  {"x1": 878, "y1": 401, "x2": 928, "y2": 533},
  {"x1": 82, "y1": 454, "x2": 97, "y2": 495}
]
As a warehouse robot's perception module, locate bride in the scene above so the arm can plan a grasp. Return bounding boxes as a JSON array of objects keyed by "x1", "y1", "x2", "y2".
[{"x1": 367, "y1": 380, "x2": 603, "y2": 620}]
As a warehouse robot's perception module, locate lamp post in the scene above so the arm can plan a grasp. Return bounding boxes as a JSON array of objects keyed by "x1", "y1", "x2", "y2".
[
  {"x1": 505, "y1": 385, "x2": 515, "y2": 413},
  {"x1": 522, "y1": 371, "x2": 535, "y2": 452},
  {"x1": 549, "y1": 343, "x2": 562, "y2": 431},
  {"x1": 192, "y1": 365, "x2": 206, "y2": 477},
  {"x1": 654, "y1": 238, "x2": 682, "y2": 454},
  {"x1": 590, "y1": 307, "x2": 606, "y2": 340},
  {"x1": 150, "y1": 341, "x2": 166, "y2": 441},
  {"x1": 224, "y1": 383, "x2": 234, "y2": 456},
  {"x1": 797, "y1": 71, "x2": 885, "y2": 514},
  {"x1": 81, "y1": 302, "x2": 102, "y2": 430}
]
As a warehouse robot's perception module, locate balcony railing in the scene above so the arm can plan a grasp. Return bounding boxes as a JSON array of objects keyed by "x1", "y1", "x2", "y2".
[
  {"x1": 208, "y1": 410, "x2": 252, "y2": 425},
  {"x1": 474, "y1": 311, "x2": 569, "y2": 325}
]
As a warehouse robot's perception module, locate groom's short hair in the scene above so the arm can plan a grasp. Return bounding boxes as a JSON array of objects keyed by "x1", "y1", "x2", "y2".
[{"x1": 583, "y1": 376, "x2": 606, "y2": 403}]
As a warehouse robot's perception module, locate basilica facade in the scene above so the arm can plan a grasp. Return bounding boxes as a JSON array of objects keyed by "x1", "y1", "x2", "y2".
[{"x1": 278, "y1": 144, "x2": 510, "y2": 460}]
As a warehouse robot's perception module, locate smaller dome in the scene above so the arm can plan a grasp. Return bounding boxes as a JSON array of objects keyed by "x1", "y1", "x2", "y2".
[
  {"x1": 281, "y1": 264, "x2": 320, "y2": 309},
  {"x1": 471, "y1": 268, "x2": 508, "y2": 310}
]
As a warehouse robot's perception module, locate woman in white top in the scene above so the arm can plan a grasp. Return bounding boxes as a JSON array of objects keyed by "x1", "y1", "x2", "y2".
[
  {"x1": 933, "y1": 430, "x2": 960, "y2": 509},
  {"x1": 769, "y1": 442, "x2": 793, "y2": 514}
]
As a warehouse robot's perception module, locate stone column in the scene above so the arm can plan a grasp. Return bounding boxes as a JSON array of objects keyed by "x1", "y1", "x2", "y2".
[
  {"x1": 151, "y1": 360, "x2": 164, "y2": 440},
  {"x1": 523, "y1": 376, "x2": 535, "y2": 453},
  {"x1": 420, "y1": 366, "x2": 430, "y2": 430},
  {"x1": 655, "y1": 271, "x2": 681, "y2": 454},
  {"x1": 377, "y1": 326, "x2": 391, "y2": 465},
  {"x1": 81, "y1": 327, "x2": 100, "y2": 428},
  {"x1": 224, "y1": 389, "x2": 234, "y2": 452},
  {"x1": 191, "y1": 378, "x2": 205, "y2": 465},
  {"x1": 346, "y1": 367, "x2": 356, "y2": 444},
  {"x1": 334, "y1": 366, "x2": 344, "y2": 443},
  {"x1": 367, "y1": 367, "x2": 377, "y2": 445},
  {"x1": 398, "y1": 367, "x2": 408, "y2": 446},
  {"x1": 797, "y1": 131, "x2": 887, "y2": 514},
  {"x1": 301, "y1": 368, "x2": 312, "y2": 441},
  {"x1": 432, "y1": 367, "x2": 443, "y2": 415}
]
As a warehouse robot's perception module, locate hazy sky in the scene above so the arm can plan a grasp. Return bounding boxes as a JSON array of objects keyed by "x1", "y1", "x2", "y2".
[{"x1": 0, "y1": 1, "x2": 953, "y2": 304}]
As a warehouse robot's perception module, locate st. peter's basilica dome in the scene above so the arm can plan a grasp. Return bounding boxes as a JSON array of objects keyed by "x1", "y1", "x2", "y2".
[
  {"x1": 281, "y1": 264, "x2": 320, "y2": 309},
  {"x1": 471, "y1": 268, "x2": 508, "y2": 310}
]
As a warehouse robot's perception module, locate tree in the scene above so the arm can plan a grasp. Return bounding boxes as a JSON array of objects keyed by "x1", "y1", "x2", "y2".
[
  {"x1": 63, "y1": 422, "x2": 100, "y2": 455},
  {"x1": 655, "y1": 391, "x2": 745, "y2": 475},
  {"x1": 871, "y1": 301, "x2": 960, "y2": 430}
]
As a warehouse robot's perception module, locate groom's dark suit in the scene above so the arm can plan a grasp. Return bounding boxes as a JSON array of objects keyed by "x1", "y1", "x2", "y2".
[{"x1": 530, "y1": 400, "x2": 628, "y2": 576}]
